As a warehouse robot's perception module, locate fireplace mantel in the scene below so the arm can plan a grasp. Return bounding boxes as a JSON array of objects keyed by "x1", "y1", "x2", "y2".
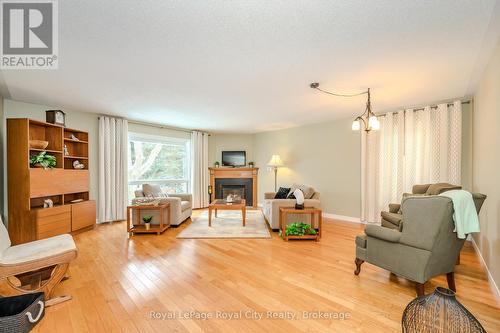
[{"x1": 209, "y1": 167, "x2": 258, "y2": 208}]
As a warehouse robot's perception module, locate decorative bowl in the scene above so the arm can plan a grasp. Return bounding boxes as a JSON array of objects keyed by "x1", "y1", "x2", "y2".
[{"x1": 29, "y1": 140, "x2": 49, "y2": 149}]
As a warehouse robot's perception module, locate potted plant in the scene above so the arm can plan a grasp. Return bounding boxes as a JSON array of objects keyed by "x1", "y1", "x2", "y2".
[
  {"x1": 29, "y1": 151, "x2": 57, "y2": 169},
  {"x1": 142, "y1": 215, "x2": 153, "y2": 230},
  {"x1": 214, "y1": 161, "x2": 220, "y2": 168},
  {"x1": 281, "y1": 222, "x2": 317, "y2": 239},
  {"x1": 248, "y1": 161, "x2": 255, "y2": 168}
]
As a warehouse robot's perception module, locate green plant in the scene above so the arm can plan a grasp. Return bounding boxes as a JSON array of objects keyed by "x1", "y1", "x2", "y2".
[
  {"x1": 142, "y1": 215, "x2": 153, "y2": 223},
  {"x1": 285, "y1": 222, "x2": 316, "y2": 236},
  {"x1": 29, "y1": 151, "x2": 57, "y2": 169}
]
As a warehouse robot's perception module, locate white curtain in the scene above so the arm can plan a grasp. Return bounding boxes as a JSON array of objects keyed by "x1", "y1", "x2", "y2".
[
  {"x1": 98, "y1": 117, "x2": 128, "y2": 223},
  {"x1": 362, "y1": 101, "x2": 462, "y2": 223},
  {"x1": 190, "y1": 131, "x2": 209, "y2": 208}
]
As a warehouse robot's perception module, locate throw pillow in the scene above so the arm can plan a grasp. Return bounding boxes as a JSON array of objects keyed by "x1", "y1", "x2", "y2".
[
  {"x1": 287, "y1": 191, "x2": 296, "y2": 199},
  {"x1": 288, "y1": 183, "x2": 315, "y2": 199},
  {"x1": 298, "y1": 185, "x2": 315, "y2": 199},
  {"x1": 274, "y1": 187, "x2": 291, "y2": 199},
  {"x1": 425, "y1": 183, "x2": 462, "y2": 195},
  {"x1": 142, "y1": 184, "x2": 164, "y2": 197}
]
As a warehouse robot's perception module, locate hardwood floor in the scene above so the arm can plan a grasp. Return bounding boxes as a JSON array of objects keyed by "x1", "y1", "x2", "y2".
[{"x1": 33, "y1": 210, "x2": 500, "y2": 332}]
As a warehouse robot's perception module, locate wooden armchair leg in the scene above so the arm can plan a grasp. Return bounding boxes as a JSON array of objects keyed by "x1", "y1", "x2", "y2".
[
  {"x1": 0, "y1": 263, "x2": 72, "y2": 307},
  {"x1": 354, "y1": 258, "x2": 364, "y2": 275},
  {"x1": 446, "y1": 272, "x2": 456, "y2": 292},
  {"x1": 415, "y1": 282, "x2": 426, "y2": 296}
]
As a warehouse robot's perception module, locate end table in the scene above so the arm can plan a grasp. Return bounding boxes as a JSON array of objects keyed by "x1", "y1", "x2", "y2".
[
  {"x1": 279, "y1": 207, "x2": 322, "y2": 241},
  {"x1": 127, "y1": 203, "x2": 170, "y2": 236}
]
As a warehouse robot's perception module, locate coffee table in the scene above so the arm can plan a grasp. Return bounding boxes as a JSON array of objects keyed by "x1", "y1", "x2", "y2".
[{"x1": 208, "y1": 199, "x2": 246, "y2": 227}]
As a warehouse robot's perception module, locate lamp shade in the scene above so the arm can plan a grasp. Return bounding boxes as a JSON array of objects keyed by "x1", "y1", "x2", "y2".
[
  {"x1": 352, "y1": 119, "x2": 361, "y2": 131},
  {"x1": 267, "y1": 154, "x2": 283, "y2": 167},
  {"x1": 368, "y1": 116, "x2": 380, "y2": 130}
]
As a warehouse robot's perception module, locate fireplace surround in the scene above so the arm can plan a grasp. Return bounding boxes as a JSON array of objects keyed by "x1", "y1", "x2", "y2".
[{"x1": 209, "y1": 167, "x2": 258, "y2": 208}]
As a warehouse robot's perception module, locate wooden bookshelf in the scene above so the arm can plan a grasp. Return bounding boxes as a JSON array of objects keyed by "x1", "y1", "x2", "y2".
[{"x1": 7, "y1": 118, "x2": 96, "y2": 245}]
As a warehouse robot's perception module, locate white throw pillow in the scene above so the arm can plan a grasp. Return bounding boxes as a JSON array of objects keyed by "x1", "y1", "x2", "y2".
[{"x1": 142, "y1": 184, "x2": 167, "y2": 198}]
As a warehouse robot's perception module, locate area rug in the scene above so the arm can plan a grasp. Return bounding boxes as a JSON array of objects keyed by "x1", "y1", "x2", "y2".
[{"x1": 177, "y1": 210, "x2": 271, "y2": 239}]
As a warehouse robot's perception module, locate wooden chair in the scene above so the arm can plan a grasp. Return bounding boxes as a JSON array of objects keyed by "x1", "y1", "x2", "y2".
[{"x1": 0, "y1": 216, "x2": 78, "y2": 306}]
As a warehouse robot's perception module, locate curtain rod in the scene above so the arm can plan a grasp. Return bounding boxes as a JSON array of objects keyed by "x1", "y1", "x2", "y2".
[
  {"x1": 378, "y1": 99, "x2": 471, "y2": 116},
  {"x1": 98, "y1": 116, "x2": 210, "y2": 135}
]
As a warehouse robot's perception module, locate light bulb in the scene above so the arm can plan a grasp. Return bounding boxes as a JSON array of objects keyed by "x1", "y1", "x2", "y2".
[
  {"x1": 368, "y1": 116, "x2": 380, "y2": 130},
  {"x1": 352, "y1": 119, "x2": 361, "y2": 131}
]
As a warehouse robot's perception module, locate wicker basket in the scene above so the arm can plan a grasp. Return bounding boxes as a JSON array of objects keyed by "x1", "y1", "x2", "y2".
[{"x1": 0, "y1": 293, "x2": 45, "y2": 333}]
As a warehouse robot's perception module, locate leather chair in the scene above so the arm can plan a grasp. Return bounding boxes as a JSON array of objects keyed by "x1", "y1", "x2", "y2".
[
  {"x1": 381, "y1": 183, "x2": 461, "y2": 230},
  {"x1": 355, "y1": 193, "x2": 486, "y2": 296}
]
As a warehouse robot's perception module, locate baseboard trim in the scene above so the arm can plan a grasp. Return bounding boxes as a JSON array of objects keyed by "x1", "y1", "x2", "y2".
[
  {"x1": 470, "y1": 237, "x2": 500, "y2": 302},
  {"x1": 322, "y1": 213, "x2": 364, "y2": 224}
]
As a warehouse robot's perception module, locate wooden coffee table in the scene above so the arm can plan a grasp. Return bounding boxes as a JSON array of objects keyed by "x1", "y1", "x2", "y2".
[{"x1": 208, "y1": 199, "x2": 246, "y2": 227}]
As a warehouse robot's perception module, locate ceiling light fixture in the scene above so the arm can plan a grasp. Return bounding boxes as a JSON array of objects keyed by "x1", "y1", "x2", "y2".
[{"x1": 310, "y1": 83, "x2": 379, "y2": 132}]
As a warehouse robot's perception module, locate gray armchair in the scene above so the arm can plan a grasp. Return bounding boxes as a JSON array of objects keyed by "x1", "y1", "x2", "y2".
[
  {"x1": 381, "y1": 183, "x2": 462, "y2": 230},
  {"x1": 355, "y1": 193, "x2": 486, "y2": 296}
]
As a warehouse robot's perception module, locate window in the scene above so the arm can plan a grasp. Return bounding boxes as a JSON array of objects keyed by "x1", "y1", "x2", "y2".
[{"x1": 128, "y1": 132, "x2": 190, "y2": 200}]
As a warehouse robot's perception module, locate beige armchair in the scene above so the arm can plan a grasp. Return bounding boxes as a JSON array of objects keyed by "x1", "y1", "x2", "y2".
[
  {"x1": 132, "y1": 185, "x2": 192, "y2": 226},
  {"x1": 263, "y1": 185, "x2": 321, "y2": 230}
]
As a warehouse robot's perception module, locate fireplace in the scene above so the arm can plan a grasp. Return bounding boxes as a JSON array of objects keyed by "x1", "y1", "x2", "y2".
[
  {"x1": 222, "y1": 185, "x2": 245, "y2": 200},
  {"x1": 215, "y1": 178, "x2": 254, "y2": 206},
  {"x1": 209, "y1": 167, "x2": 259, "y2": 208}
]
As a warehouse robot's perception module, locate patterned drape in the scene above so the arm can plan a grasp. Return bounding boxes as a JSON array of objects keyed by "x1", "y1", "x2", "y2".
[
  {"x1": 361, "y1": 101, "x2": 462, "y2": 223},
  {"x1": 98, "y1": 117, "x2": 128, "y2": 223},
  {"x1": 191, "y1": 131, "x2": 209, "y2": 208}
]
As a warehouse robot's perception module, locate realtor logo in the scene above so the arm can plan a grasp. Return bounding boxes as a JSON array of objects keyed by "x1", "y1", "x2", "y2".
[{"x1": 1, "y1": 0, "x2": 58, "y2": 69}]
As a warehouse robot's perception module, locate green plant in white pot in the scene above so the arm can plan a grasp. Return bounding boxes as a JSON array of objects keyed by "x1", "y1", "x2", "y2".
[{"x1": 142, "y1": 215, "x2": 153, "y2": 230}]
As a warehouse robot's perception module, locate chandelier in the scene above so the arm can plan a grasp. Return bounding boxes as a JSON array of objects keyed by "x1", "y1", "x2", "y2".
[{"x1": 310, "y1": 83, "x2": 380, "y2": 132}]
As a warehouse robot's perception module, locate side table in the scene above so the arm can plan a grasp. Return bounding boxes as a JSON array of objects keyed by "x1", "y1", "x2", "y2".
[
  {"x1": 127, "y1": 203, "x2": 170, "y2": 236},
  {"x1": 279, "y1": 207, "x2": 322, "y2": 241}
]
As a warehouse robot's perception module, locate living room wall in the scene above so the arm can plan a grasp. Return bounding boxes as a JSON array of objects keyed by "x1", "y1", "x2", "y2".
[
  {"x1": 208, "y1": 133, "x2": 254, "y2": 167},
  {"x1": 253, "y1": 117, "x2": 362, "y2": 218},
  {"x1": 472, "y1": 38, "x2": 500, "y2": 293}
]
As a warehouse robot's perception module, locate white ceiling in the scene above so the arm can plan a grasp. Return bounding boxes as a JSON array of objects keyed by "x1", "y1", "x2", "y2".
[{"x1": 1, "y1": 0, "x2": 499, "y2": 133}]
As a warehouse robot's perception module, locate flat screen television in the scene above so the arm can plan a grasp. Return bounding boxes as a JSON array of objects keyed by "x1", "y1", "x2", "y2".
[{"x1": 222, "y1": 151, "x2": 246, "y2": 167}]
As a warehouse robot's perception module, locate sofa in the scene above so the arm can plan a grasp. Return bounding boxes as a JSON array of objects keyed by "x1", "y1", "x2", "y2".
[
  {"x1": 132, "y1": 184, "x2": 192, "y2": 226},
  {"x1": 263, "y1": 184, "x2": 321, "y2": 230},
  {"x1": 355, "y1": 193, "x2": 486, "y2": 296},
  {"x1": 381, "y1": 183, "x2": 462, "y2": 230}
]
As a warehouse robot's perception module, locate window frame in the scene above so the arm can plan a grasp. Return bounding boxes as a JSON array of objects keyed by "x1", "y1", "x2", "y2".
[{"x1": 128, "y1": 131, "x2": 191, "y2": 195}]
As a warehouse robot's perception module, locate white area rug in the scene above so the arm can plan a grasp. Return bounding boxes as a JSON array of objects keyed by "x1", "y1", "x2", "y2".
[{"x1": 177, "y1": 210, "x2": 271, "y2": 239}]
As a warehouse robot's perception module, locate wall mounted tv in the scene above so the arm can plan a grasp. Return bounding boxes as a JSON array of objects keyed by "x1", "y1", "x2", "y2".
[{"x1": 222, "y1": 151, "x2": 246, "y2": 167}]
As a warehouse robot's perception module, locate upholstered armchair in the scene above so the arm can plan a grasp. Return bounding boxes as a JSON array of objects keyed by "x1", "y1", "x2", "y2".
[
  {"x1": 381, "y1": 183, "x2": 461, "y2": 230},
  {"x1": 355, "y1": 194, "x2": 486, "y2": 296},
  {"x1": 132, "y1": 184, "x2": 192, "y2": 226}
]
